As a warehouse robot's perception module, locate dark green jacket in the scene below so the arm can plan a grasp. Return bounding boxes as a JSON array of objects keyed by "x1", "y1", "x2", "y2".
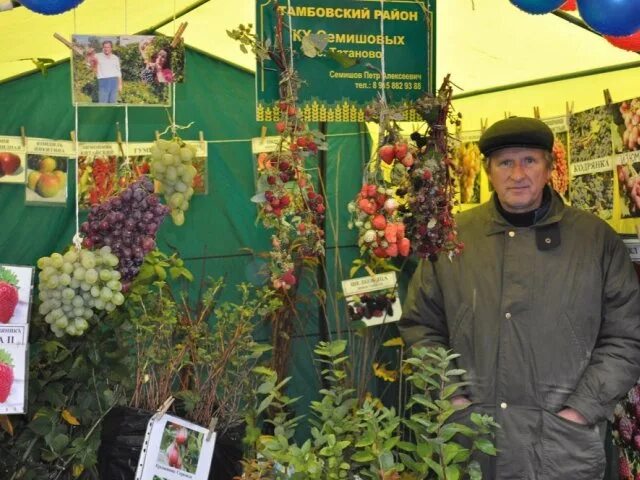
[{"x1": 399, "y1": 192, "x2": 640, "y2": 479}]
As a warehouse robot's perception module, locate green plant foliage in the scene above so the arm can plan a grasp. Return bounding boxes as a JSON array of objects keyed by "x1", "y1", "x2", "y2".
[
  {"x1": 238, "y1": 343, "x2": 498, "y2": 480},
  {"x1": 0, "y1": 249, "x2": 279, "y2": 479}
]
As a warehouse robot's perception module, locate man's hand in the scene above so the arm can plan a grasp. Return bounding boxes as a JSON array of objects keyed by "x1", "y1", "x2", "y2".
[
  {"x1": 451, "y1": 395, "x2": 472, "y2": 408},
  {"x1": 557, "y1": 407, "x2": 588, "y2": 425}
]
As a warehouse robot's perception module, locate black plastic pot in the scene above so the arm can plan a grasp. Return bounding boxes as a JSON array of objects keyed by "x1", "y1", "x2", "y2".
[{"x1": 97, "y1": 406, "x2": 243, "y2": 480}]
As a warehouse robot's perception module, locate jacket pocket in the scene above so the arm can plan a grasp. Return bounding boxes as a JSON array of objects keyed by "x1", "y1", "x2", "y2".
[{"x1": 541, "y1": 409, "x2": 604, "y2": 480}]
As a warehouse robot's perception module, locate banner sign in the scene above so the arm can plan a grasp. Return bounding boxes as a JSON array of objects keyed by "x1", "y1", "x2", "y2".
[{"x1": 256, "y1": 0, "x2": 435, "y2": 122}]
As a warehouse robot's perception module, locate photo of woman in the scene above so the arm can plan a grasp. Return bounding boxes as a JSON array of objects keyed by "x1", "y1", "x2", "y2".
[
  {"x1": 139, "y1": 40, "x2": 177, "y2": 84},
  {"x1": 71, "y1": 34, "x2": 184, "y2": 106}
]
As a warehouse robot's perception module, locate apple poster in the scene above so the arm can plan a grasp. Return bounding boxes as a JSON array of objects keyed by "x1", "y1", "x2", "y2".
[
  {"x1": 0, "y1": 136, "x2": 26, "y2": 184},
  {"x1": 135, "y1": 413, "x2": 216, "y2": 480},
  {"x1": 25, "y1": 138, "x2": 74, "y2": 206}
]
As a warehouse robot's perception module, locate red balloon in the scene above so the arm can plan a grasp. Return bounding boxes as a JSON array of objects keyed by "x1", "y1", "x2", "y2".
[
  {"x1": 604, "y1": 31, "x2": 640, "y2": 52},
  {"x1": 559, "y1": 0, "x2": 576, "y2": 11}
]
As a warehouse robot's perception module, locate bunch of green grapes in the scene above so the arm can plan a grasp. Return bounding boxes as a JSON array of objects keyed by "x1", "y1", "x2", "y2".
[
  {"x1": 37, "y1": 247, "x2": 125, "y2": 337},
  {"x1": 149, "y1": 138, "x2": 197, "y2": 226}
]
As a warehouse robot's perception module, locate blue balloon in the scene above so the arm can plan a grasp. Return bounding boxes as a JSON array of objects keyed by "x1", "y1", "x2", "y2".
[
  {"x1": 509, "y1": 0, "x2": 565, "y2": 14},
  {"x1": 578, "y1": 0, "x2": 640, "y2": 36},
  {"x1": 19, "y1": 0, "x2": 84, "y2": 15}
]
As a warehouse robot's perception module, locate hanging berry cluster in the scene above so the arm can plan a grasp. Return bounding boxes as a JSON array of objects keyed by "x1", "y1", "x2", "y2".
[
  {"x1": 614, "y1": 384, "x2": 640, "y2": 480},
  {"x1": 232, "y1": 12, "x2": 327, "y2": 291},
  {"x1": 404, "y1": 75, "x2": 463, "y2": 260},
  {"x1": 348, "y1": 183, "x2": 410, "y2": 259}
]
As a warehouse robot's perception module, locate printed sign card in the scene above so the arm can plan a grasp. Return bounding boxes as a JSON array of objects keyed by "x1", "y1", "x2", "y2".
[
  {"x1": 135, "y1": 413, "x2": 216, "y2": 480},
  {"x1": 0, "y1": 136, "x2": 26, "y2": 184},
  {"x1": 0, "y1": 264, "x2": 33, "y2": 415},
  {"x1": 25, "y1": 138, "x2": 73, "y2": 206},
  {"x1": 341, "y1": 271, "x2": 402, "y2": 327}
]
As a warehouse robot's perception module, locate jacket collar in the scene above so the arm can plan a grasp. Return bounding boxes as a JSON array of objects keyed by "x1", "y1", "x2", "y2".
[{"x1": 483, "y1": 186, "x2": 566, "y2": 236}]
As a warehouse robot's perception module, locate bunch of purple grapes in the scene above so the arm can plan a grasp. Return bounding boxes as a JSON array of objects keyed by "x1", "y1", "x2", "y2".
[{"x1": 80, "y1": 176, "x2": 170, "y2": 284}]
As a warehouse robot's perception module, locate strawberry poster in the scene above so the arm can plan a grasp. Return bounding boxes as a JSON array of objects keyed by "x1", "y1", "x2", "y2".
[
  {"x1": 0, "y1": 265, "x2": 33, "y2": 414},
  {"x1": 0, "y1": 136, "x2": 26, "y2": 184},
  {"x1": 342, "y1": 272, "x2": 402, "y2": 327},
  {"x1": 135, "y1": 413, "x2": 216, "y2": 480}
]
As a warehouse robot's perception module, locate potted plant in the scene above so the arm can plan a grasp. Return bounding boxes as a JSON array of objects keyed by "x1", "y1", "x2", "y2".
[{"x1": 96, "y1": 249, "x2": 282, "y2": 480}]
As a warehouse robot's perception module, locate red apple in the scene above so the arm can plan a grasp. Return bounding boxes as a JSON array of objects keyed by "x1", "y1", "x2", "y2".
[
  {"x1": 379, "y1": 145, "x2": 395, "y2": 165},
  {"x1": 0, "y1": 152, "x2": 20, "y2": 176},
  {"x1": 394, "y1": 142, "x2": 408, "y2": 160}
]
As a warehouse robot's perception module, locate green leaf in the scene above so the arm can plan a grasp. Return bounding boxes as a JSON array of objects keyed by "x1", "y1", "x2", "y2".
[
  {"x1": 468, "y1": 460, "x2": 483, "y2": 480},
  {"x1": 351, "y1": 451, "x2": 376, "y2": 463},
  {"x1": 445, "y1": 464, "x2": 461, "y2": 480},
  {"x1": 355, "y1": 430, "x2": 375, "y2": 447},
  {"x1": 256, "y1": 395, "x2": 273, "y2": 415},
  {"x1": 28, "y1": 416, "x2": 53, "y2": 436},
  {"x1": 397, "y1": 440, "x2": 417, "y2": 452},
  {"x1": 473, "y1": 438, "x2": 497, "y2": 456},
  {"x1": 416, "y1": 441, "x2": 432, "y2": 459},
  {"x1": 49, "y1": 433, "x2": 70, "y2": 453},
  {"x1": 300, "y1": 33, "x2": 328, "y2": 58},
  {"x1": 443, "y1": 443, "x2": 465, "y2": 465},
  {"x1": 327, "y1": 48, "x2": 358, "y2": 68}
]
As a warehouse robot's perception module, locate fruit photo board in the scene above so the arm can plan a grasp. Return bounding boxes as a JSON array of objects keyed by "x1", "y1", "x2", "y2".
[
  {"x1": 134, "y1": 413, "x2": 216, "y2": 480},
  {"x1": 0, "y1": 265, "x2": 34, "y2": 415},
  {"x1": 341, "y1": 272, "x2": 402, "y2": 328},
  {"x1": 25, "y1": 138, "x2": 73, "y2": 206},
  {"x1": 612, "y1": 97, "x2": 640, "y2": 223},
  {"x1": 78, "y1": 142, "x2": 120, "y2": 209},
  {"x1": 0, "y1": 136, "x2": 26, "y2": 185},
  {"x1": 0, "y1": 265, "x2": 33, "y2": 326},
  {"x1": 453, "y1": 130, "x2": 484, "y2": 207},
  {"x1": 71, "y1": 34, "x2": 185, "y2": 106},
  {"x1": 569, "y1": 105, "x2": 615, "y2": 221}
]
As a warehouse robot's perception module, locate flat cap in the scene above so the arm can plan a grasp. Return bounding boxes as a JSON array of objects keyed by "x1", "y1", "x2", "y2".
[{"x1": 478, "y1": 116, "x2": 554, "y2": 156}]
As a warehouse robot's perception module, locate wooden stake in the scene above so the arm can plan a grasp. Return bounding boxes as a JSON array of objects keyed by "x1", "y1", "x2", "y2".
[
  {"x1": 20, "y1": 126, "x2": 26, "y2": 147},
  {"x1": 53, "y1": 33, "x2": 83, "y2": 55}
]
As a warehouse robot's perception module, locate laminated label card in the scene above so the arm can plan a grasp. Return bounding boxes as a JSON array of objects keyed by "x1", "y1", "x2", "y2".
[
  {"x1": 135, "y1": 413, "x2": 216, "y2": 480},
  {"x1": 0, "y1": 342, "x2": 28, "y2": 414},
  {"x1": 25, "y1": 138, "x2": 74, "y2": 207},
  {"x1": 0, "y1": 265, "x2": 33, "y2": 415},
  {"x1": 0, "y1": 136, "x2": 26, "y2": 184},
  {"x1": 341, "y1": 271, "x2": 402, "y2": 327}
]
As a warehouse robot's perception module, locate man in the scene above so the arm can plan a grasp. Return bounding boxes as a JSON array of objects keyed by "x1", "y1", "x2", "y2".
[
  {"x1": 399, "y1": 116, "x2": 640, "y2": 479},
  {"x1": 90, "y1": 40, "x2": 122, "y2": 104}
]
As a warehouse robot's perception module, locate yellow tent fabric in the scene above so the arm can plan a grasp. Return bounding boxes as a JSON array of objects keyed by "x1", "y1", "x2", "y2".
[{"x1": 1, "y1": 0, "x2": 639, "y2": 90}]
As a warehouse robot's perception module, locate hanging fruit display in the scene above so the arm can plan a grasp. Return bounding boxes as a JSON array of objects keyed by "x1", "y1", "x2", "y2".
[
  {"x1": 451, "y1": 142, "x2": 482, "y2": 203},
  {"x1": 37, "y1": 247, "x2": 123, "y2": 337},
  {"x1": 80, "y1": 176, "x2": 170, "y2": 287},
  {"x1": 406, "y1": 77, "x2": 463, "y2": 260},
  {"x1": 149, "y1": 138, "x2": 197, "y2": 226}
]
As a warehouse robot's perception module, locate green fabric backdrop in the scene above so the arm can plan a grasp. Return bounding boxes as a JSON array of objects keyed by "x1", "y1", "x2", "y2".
[{"x1": 0, "y1": 48, "x2": 380, "y2": 423}]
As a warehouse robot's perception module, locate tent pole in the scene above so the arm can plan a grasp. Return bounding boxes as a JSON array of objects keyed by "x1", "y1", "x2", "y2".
[{"x1": 317, "y1": 121, "x2": 329, "y2": 348}]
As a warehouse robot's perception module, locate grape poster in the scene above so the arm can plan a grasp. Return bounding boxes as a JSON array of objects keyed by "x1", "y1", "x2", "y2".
[{"x1": 568, "y1": 106, "x2": 615, "y2": 221}]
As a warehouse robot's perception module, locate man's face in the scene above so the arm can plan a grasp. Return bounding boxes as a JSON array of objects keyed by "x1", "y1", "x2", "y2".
[
  {"x1": 487, "y1": 147, "x2": 552, "y2": 213},
  {"x1": 102, "y1": 42, "x2": 112, "y2": 55}
]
